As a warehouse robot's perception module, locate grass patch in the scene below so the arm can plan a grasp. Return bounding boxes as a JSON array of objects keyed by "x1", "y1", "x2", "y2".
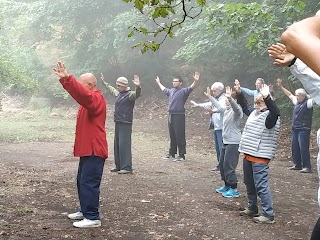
[{"x1": 0, "y1": 109, "x2": 75, "y2": 143}]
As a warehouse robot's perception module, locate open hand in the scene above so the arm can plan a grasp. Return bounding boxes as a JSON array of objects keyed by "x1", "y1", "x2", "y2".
[
  {"x1": 155, "y1": 76, "x2": 160, "y2": 84},
  {"x1": 194, "y1": 72, "x2": 200, "y2": 81},
  {"x1": 53, "y1": 61, "x2": 69, "y2": 78},
  {"x1": 133, "y1": 75, "x2": 140, "y2": 86},
  {"x1": 268, "y1": 43, "x2": 295, "y2": 67},
  {"x1": 225, "y1": 86, "x2": 232, "y2": 98},
  {"x1": 260, "y1": 84, "x2": 270, "y2": 98},
  {"x1": 204, "y1": 86, "x2": 211, "y2": 97},
  {"x1": 100, "y1": 73, "x2": 105, "y2": 82},
  {"x1": 276, "y1": 78, "x2": 283, "y2": 87},
  {"x1": 190, "y1": 100, "x2": 198, "y2": 108}
]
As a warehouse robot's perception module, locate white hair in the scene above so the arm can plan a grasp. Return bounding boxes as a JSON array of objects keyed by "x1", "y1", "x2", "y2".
[
  {"x1": 211, "y1": 82, "x2": 224, "y2": 91},
  {"x1": 295, "y1": 88, "x2": 308, "y2": 98}
]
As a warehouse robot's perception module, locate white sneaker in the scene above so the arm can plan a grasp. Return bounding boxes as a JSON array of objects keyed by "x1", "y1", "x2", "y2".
[
  {"x1": 73, "y1": 218, "x2": 101, "y2": 228},
  {"x1": 68, "y1": 211, "x2": 84, "y2": 220}
]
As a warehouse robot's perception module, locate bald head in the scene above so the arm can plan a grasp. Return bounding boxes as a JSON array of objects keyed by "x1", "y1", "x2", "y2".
[{"x1": 79, "y1": 73, "x2": 97, "y2": 90}]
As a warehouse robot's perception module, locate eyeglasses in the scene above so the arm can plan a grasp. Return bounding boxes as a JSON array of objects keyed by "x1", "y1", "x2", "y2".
[{"x1": 172, "y1": 81, "x2": 180, "y2": 83}]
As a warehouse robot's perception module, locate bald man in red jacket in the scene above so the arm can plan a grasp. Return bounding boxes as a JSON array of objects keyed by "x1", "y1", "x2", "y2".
[{"x1": 54, "y1": 61, "x2": 108, "y2": 228}]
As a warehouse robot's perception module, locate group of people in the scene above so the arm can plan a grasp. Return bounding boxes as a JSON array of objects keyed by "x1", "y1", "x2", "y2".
[{"x1": 52, "y1": 10, "x2": 320, "y2": 239}]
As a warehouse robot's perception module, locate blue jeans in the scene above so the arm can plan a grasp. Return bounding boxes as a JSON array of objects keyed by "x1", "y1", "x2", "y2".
[
  {"x1": 213, "y1": 129, "x2": 223, "y2": 167},
  {"x1": 243, "y1": 158, "x2": 274, "y2": 217},
  {"x1": 291, "y1": 128, "x2": 311, "y2": 169},
  {"x1": 77, "y1": 154, "x2": 105, "y2": 220}
]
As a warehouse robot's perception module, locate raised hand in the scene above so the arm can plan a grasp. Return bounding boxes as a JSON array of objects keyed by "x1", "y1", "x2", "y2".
[
  {"x1": 268, "y1": 43, "x2": 295, "y2": 67},
  {"x1": 155, "y1": 76, "x2": 160, "y2": 84},
  {"x1": 194, "y1": 72, "x2": 200, "y2": 81},
  {"x1": 269, "y1": 84, "x2": 274, "y2": 92},
  {"x1": 53, "y1": 61, "x2": 69, "y2": 78},
  {"x1": 276, "y1": 78, "x2": 283, "y2": 87},
  {"x1": 260, "y1": 84, "x2": 270, "y2": 98},
  {"x1": 204, "y1": 86, "x2": 211, "y2": 97},
  {"x1": 132, "y1": 75, "x2": 140, "y2": 86},
  {"x1": 225, "y1": 86, "x2": 232, "y2": 98},
  {"x1": 190, "y1": 100, "x2": 198, "y2": 108},
  {"x1": 100, "y1": 73, "x2": 105, "y2": 82},
  {"x1": 234, "y1": 79, "x2": 240, "y2": 87}
]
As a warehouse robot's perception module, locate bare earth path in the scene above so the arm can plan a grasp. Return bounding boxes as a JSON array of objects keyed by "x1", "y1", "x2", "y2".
[{"x1": 0, "y1": 111, "x2": 319, "y2": 240}]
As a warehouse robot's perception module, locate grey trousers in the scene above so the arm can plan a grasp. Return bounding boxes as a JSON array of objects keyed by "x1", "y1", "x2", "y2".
[
  {"x1": 219, "y1": 144, "x2": 239, "y2": 189},
  {"x1": 114, "y1": 122, "x2": 132, "y2": 171},
  {"x1": 243, "y1": 158, "x2": 274, "y2": 217}
]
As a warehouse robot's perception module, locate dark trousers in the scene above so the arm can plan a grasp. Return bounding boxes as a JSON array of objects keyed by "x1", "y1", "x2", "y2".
[
  {"x1": 114, "y1": 122, "x2": 133, "y2": 171},
  {"x1": 168, "y1": 114, "x2": 186, "y2": 156},
  {"x1": 311, "y1": 217, "x2": 320, "y2": 240},
  {"x1": 219, "y1": 144, "x2": 239, "y2": 189},
  {"x1": 77, "y1": 154, "x2": 105, "y2": 220},
  {"x1": 292, "y1": 128, "x2": 311, "y2": 169}
]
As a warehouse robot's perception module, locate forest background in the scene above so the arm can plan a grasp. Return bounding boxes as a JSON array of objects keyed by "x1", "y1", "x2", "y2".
[{"x1": 0, "y1": 0, "x2": 319, "y2": 126}]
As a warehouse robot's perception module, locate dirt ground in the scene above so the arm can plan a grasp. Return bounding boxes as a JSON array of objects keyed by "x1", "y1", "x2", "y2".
[{"x1": 0, "y1": 99, "x2": 319, "y2": 240}]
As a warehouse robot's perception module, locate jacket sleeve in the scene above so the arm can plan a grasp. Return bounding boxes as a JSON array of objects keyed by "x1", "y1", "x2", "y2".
[
  {"x1": 60, "y1": 75, "x2": 103, "y2": 114},
  {"x1": 102, "y1": 81, "x2": 119, "y2": 97},
  {"x1": 290, "y1": 58, "x2": 320, "y2": 106},
  {"x1": 240, "y1": 87, "x2": 256, "y2": 97},
  {"x1": 264, "y1": 95, "x2": 280, "y2": 129},
  {"x1": 229, "y1": 97, "x2": 243, "y2": 117},
  {"x1": 236, "y1": 92, "x2": 254, "y2": 116},
  {"x1": 129, "y1": 86, "x2": 142, "y2": 101},
  {"x1": 208, "y1": 96, "x2": 226, "y2": 113}
]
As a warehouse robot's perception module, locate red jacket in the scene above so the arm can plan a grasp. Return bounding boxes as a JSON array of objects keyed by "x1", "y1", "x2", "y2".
[{"x1": 60, "y1": 75, "x2": 108, "y2": 159}]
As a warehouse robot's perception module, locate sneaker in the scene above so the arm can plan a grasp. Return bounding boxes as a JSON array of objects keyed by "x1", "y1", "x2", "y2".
[
  {"x1": 252, "y1": 215, "x2": 275, "y2": 224},
  {"x1": 222, "y1": 188, "x2": 240, "y2": 198},
  {"x1": 215, "y1": 185, "x2": 230, "y2": 193},
  {"x1": 287, "y1": 165, "x2": 302, "y2": 170},
  {"x1": 162, "y1": 154, "x2": 175, "y2": 160},
  {"x1": 209, "y1": 166, "x2": 220, "y2": 172},
  {"x1": 73, "y1": 218, "x2": 101, "y2": 228},
  {"x1": 118, "y1": 169, "x2": 133, "y2": 174},
  {"x1": 110, "y1": 168, "x2": 119, "y2": 172},
  {"x1": 300, "y1": 168, "x2": 311, "y2": 173},
  {"x1": 68, "y1": 211, "x2": 84, "y2": 220},
  {"x1": 240, "y1": 208, "x2": 259, "y2": 217},
  {"x1": 173, "y1": 155, "x2": 185, "y2": 162}
]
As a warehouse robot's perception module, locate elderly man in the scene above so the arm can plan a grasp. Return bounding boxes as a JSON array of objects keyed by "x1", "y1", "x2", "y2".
[
  {"x1": 156, "y1": 73, "x2": 200, "y2": 161},
  {"x1": 190, "y1": 82, "x2": 226, "y2": 171},
  {"x1": 54, "y1": 61, "x2": 108, "y2": 228},
  {"x1": 276, "y1": 78, "x2": 314, "y2": 173},
  {"x1": 101, "y1": 73, "x2": 141, "y2": 174}
]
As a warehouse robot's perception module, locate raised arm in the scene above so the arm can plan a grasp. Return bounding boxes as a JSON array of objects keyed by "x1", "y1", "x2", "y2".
[
  {"x1": 276, "y1": 78, "x2": 294, "y2": 99},
  {"x1": 190, "y1": 72, "x2": 201, "y2": 90},
  {"x1": 155, "y1": 76, "x2": 166, "y2": 91},
  {"x1": 129, "y1": 75, "x2": 142, "y2": 101},
  {"x1": 269, "y1": 42, "x2": 320, "y2": 105},
  {"x1": 100, "y1": 73, "x2": 119, "y2": 97},
  {"x1": 260, "y1": 85, "x2": 280, "y2": 129},
  {"x1": 225, "y1": 86, "x2": 242, "y2": 117},
  {"x1": 54, "y1": 61, "x2": 103, "y2": 113},
  {"x1": 281, "y1": 15, "x2": 320, "y2": 77},
  {"x1": 204, "y1": 87, "x2": 226, "y2": 113},
  {"x1": 235, "y1": 79, "x2": 255, "y2": 97}
]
